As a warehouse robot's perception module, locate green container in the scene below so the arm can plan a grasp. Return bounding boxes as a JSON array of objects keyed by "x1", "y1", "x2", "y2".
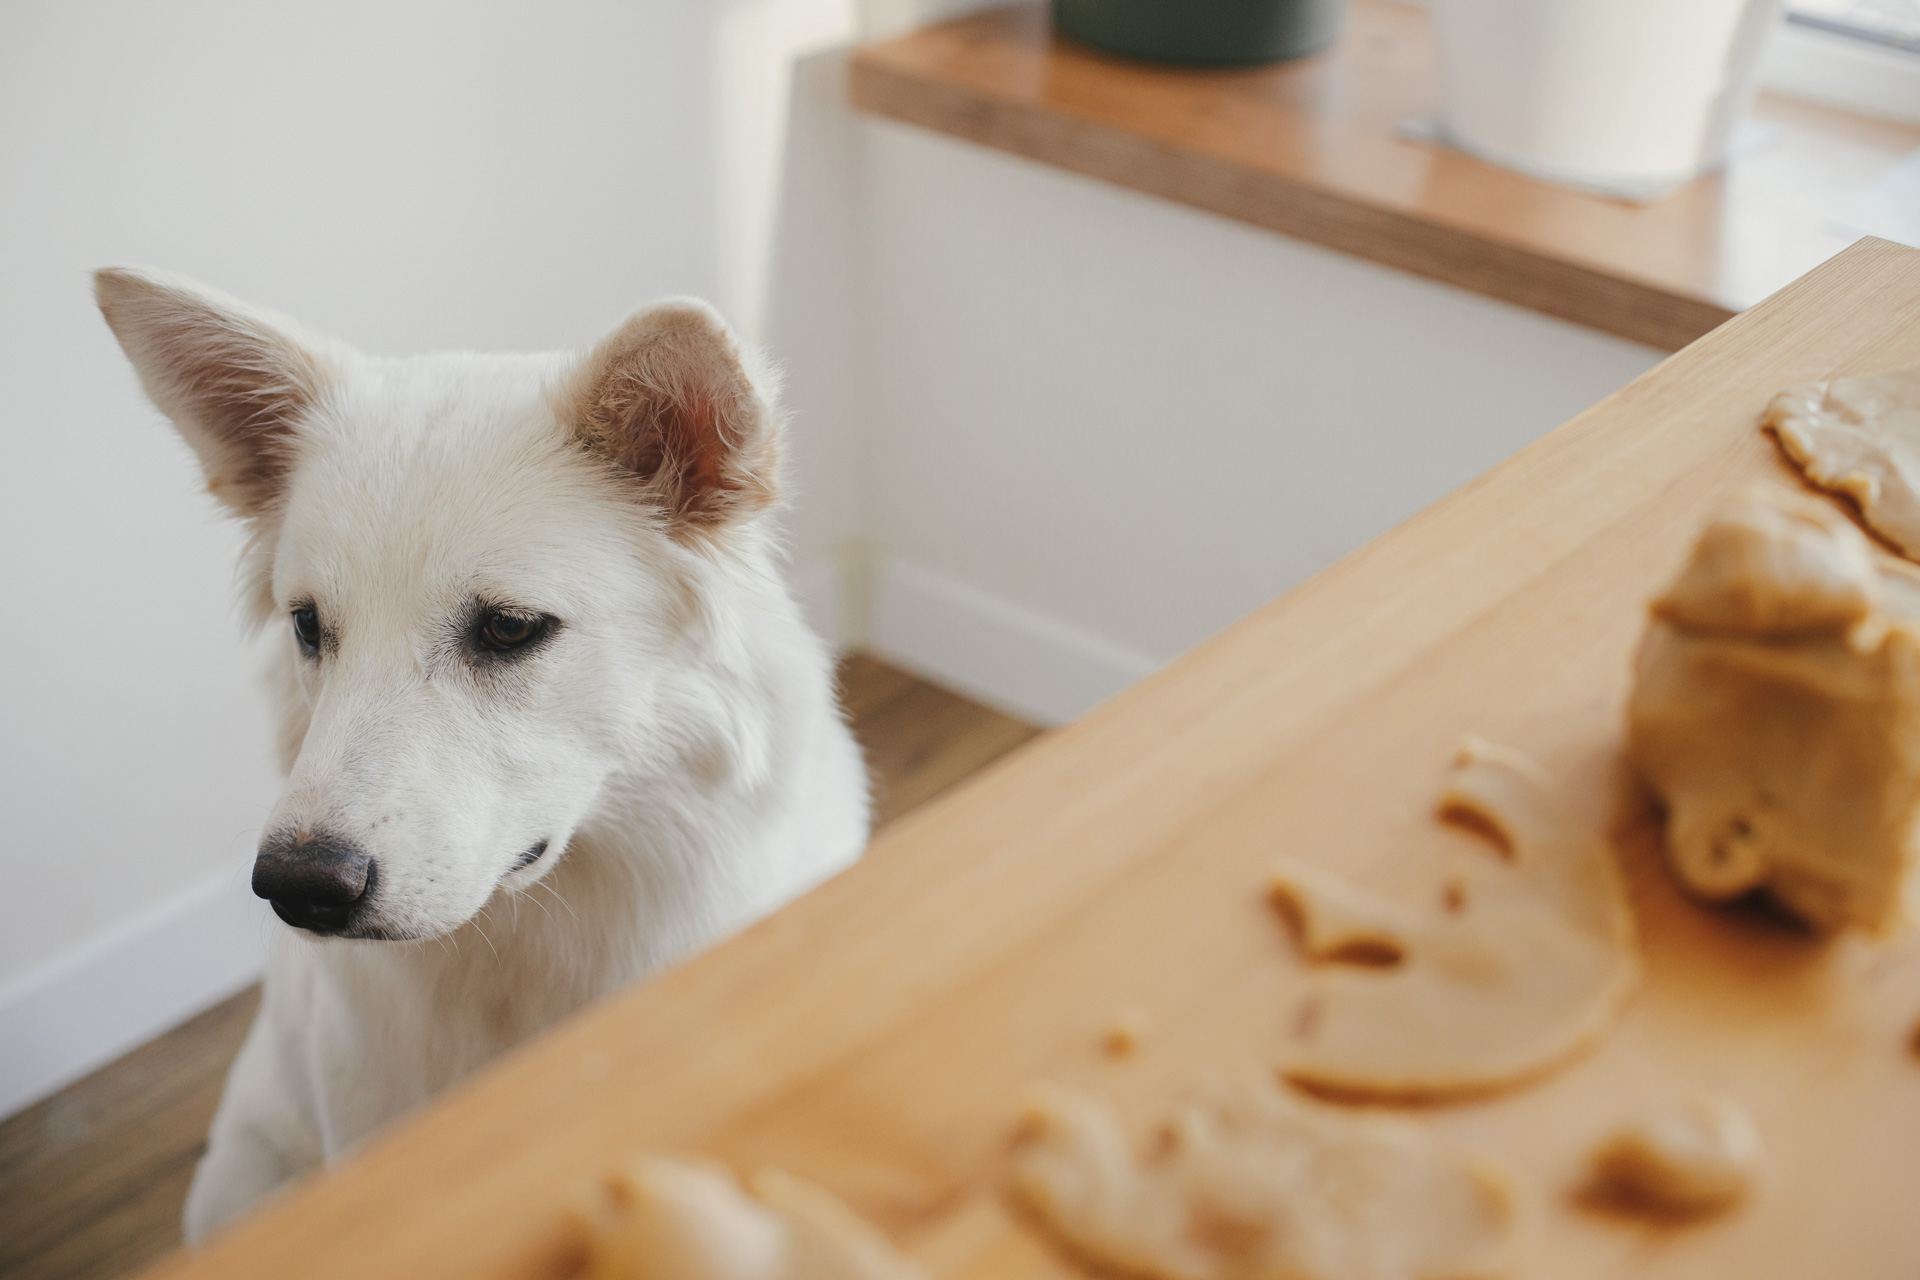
[{"x1": 1053, "y1": 0, "x2": 1346, "y2": 66}]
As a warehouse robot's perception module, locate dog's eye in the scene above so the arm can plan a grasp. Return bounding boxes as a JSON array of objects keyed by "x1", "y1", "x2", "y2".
[
  {"x1": 477, "y1": 610, "x2": 546, "y2": 653},
  {"x1": 291, "y1": 606, "x2": 321, "y2": 652}
]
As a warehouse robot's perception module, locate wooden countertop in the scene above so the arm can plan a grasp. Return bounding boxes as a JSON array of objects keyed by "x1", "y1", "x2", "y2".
[
  {"x1": 850, "y1": 2, "x2": 1920, "y2": 351},
  {"x1": 151, "y1": 239, "x2": 1920, "y2": 1278}
]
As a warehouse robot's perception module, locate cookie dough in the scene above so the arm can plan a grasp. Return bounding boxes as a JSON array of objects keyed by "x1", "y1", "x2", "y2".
[
  {"x1": 1766, "y1": 365, "x2": 1920, "y2": 558},
  {"x1": 1627, "y1": 486, "x2": 1920, "y2": 933},
  {"x1": 1270, "y1": 737, "x2": 1639, "y2": 1100},
  {"x1": 1585, "y1": 1095, "x2": 1762, "y2": 1217},
  {"x1": 1010, "y1": 1073, "x2": 1514, "y2": 1280},
  {"x1": 575, "y1": 1156, "x2": 929, "y2": 1280}
]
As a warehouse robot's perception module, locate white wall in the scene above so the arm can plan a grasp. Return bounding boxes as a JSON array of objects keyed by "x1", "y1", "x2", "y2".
[
  {"x1": 767, "y1": 63, "x2": 1663, "y2": 717},
  {"x1": 860, "y1": 123, "x2": 1664, "y2": 665},
  {"x1": 0, "y1": 0, "x2": 739, "y2": 1109},
  {"x1": 718, "y1": 0, "x2": 860, "y2": 338},
  {"x1": 766, "y1": 53, "x2": 876, "y2": 594}
]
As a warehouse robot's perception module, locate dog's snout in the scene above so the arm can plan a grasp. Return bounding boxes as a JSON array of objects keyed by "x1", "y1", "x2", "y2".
[{"x1": 253, "y1": 830, "x2": 374, "y2": 934}]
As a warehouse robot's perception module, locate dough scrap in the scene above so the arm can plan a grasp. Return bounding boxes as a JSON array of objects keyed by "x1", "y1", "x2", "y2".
[
  {"x1": 1765, "y1": 365, "x2": 1920, "y2": 558},
  {"x1": 574, "y1": 1155, "x2": 929, "y2": 1280},
  {"x1": 1627, "y1": 486, "x2": 1920, "y2": 933},
  {"x1": 1585, "y1": 1095, "x2": 1762, "y2": 1217},
  {"x1": 1269, "y1": 737, "x2": 1639, "y2": 1100},
  {"x1": 1009, "y1": 1073, "x2": 1514, "y2": 1280}
]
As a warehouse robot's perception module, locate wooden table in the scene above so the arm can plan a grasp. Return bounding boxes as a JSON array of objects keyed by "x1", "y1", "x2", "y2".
[
  {"x1": 852, "y1": 2, "x2": 1920, "y2": 352},
  {"x1": 150, "y1": 238, "x2": 1920, "y2": 1278}
]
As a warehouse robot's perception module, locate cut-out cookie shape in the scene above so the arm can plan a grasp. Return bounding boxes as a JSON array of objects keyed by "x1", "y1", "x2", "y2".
[
  {"x1": 1270, "y1": 737, "x2": 1639, "y2": 1100},
  {"x1": 1627, "y1": 486, "x2": 1920, "y2": 933},
  {"x1": 1766, "y1": 365, "x2": 1920, "y2": 558},
  {"x1": 1009, "y1": 1072, "x2": 1515, "y2": 1280},
  {"x1": 1583, "y1": 1094, "x2": 1763, "y2": 1218},
  {"x1": 574, "y1": 1156, "x2": 929, "y2": 1280}
]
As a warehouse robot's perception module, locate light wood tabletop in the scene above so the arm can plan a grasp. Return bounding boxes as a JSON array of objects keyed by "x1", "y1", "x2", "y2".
[
  {"x1": 851, "y1": 2, "x2": 1920, "y2": 352},
  {"x1": 148, "y1": 239, "x2": 1920, "y2": 1279}
]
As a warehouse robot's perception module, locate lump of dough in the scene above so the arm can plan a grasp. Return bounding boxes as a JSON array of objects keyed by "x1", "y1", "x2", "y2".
[
  {"x1": 1648, "y1": 482, "x2": 1881, "y2": 635},
  {"x1": 575, "y1": 1155, "x2": 929, "y2": 1280},
  {"x1": 1766, "y1": 366, "x2": 1920, "y2": 558},
  {"x1": 1269, "y1": 737, "x2": 1639, "y2": 1101},
  {"x1": 1584, "y1": 1095, "x2": 1763, "y2": 1217},
  {"x1": 1009, "y1": 1072, "x2": 1514, "y2": 1280},
  {"x1": 1627, "y1": 486, "x2": 1920, "y2": 934}
]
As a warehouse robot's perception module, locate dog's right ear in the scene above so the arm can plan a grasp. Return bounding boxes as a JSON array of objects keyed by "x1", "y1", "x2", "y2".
[
  {"x1": 95, "y1": 267, "x2": 337, "y2": 519},
  {"x1": 562, "y1": 298, "x2": 780, "y2": 539}
]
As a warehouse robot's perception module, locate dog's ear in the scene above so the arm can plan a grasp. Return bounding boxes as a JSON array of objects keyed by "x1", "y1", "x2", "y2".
[
  {"x1": 564, "y1": 299, "x2": 780, "y2": 536},
  {"x1": 95, "y1": 267, "x2": 336, "y2": 520}
]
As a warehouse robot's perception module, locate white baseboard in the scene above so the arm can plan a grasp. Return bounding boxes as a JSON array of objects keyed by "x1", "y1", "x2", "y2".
[
  {"x1": 869, "y1": 557, "x2": 1161, "y2": 727},
  {"x1": 0, "y1": 865, "x2": 269, "y2": 1118}
]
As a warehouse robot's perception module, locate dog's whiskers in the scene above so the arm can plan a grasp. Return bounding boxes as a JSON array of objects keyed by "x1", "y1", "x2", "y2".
[
  {"x1": 514, "y1": 886, "x2": 556, "y2": 923},
  {"x1": 535, "y1": 879, "x2": 579, "y2": 923},
  {"x1": 471, "y1": 915, "x2": 501, "y2": 963}
]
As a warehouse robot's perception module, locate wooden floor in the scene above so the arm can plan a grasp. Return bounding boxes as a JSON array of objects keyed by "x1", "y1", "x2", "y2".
[{"x1": 0, "y1": 655, "x2": 1039, "y2": 1280}]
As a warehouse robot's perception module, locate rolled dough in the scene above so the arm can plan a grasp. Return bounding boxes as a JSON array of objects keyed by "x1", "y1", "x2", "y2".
[
  {"x1": 1765, "y1": 366, "x2": 1920, "y2": 558},
  {"x1": 574, "y1": 1156, "x2": 929, "y2": 1280},
  {"x1": 1269, "y1": 737, "x2": 1639, "y2": 1100},
  {"x1": 1009, "y1": 1072, "x2": 1514, "y2": 1280}
]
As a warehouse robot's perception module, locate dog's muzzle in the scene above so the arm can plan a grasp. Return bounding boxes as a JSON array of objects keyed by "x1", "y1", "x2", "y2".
[{"x1": 253, "y1": 829, "x2": 374, "y2": 934}]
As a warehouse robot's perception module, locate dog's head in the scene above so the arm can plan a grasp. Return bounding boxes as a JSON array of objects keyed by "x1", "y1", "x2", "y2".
[{"x1": 97, "y1": 267, "x2": 783, "y2": 940}]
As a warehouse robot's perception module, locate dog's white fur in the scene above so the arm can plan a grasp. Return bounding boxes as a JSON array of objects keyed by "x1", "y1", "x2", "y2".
[{"x1": 95, "y1": 268, "x2": 870, "y2": 1240}]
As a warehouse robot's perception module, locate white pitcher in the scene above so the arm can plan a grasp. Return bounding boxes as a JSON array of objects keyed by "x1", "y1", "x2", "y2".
[{"x1": 1431, "y1": 0, "x2": 1783, "y2": 191}]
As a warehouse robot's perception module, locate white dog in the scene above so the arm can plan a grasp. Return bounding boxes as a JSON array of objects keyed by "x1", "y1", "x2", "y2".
[{"x1": 95, "y1": 268, "x2": 871, "y2": 1240}]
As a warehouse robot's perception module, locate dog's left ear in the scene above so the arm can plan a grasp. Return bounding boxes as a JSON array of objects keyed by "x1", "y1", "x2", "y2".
[
  {"x1": 94, "y1": 267, "x2": 337, "y2": 521},
  {"x1": 563, "y1": 299, "x2": 780, "y2": 536}
]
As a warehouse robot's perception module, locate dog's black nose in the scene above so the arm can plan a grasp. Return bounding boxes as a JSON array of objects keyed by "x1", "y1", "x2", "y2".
[{"x1": 253, "y1": 830, "x2": 373, "y2": 934}]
